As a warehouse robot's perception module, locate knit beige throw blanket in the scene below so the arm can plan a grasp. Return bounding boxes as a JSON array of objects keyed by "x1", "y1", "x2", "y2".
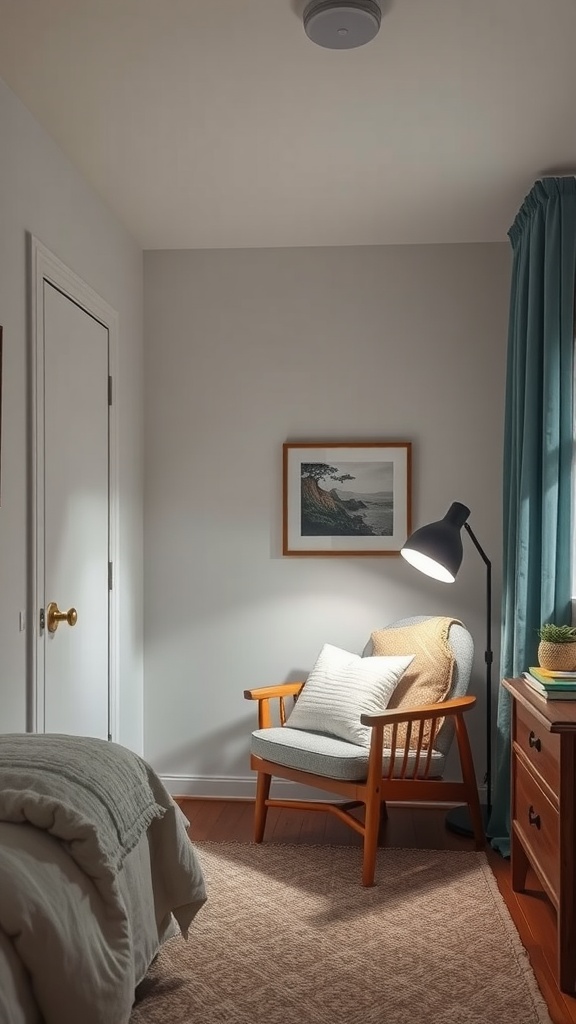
[{"x1": 370, "y1": 616, "x2": 462, "y2": 749}]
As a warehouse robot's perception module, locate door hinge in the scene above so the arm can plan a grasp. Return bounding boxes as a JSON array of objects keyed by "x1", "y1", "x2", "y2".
[
  {"x1": 108, "y1": 561, "x2": 113, "y2": 590},
  {"x1": 108, "y1": 375, "x2": 113, "y2": 406}
]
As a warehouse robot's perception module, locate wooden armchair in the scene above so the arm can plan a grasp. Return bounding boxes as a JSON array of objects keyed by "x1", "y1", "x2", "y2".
[{"x1": 244, "y1": 616, "x2": 485, "y2": 886}]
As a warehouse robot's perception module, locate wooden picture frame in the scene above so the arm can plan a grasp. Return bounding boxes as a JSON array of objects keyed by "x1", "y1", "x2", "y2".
[{"x1": 282, "y1": 441, "x2": 412, "y2": 556}]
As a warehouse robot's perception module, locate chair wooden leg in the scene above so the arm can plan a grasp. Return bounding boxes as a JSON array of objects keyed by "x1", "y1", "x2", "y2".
[
  {"x1": 377, "y1": 802, "x2": 388, "y2": 844},
  {"x1": 454, "y1": 714, "x2": 485, "y2": 849},
  {"x1": 362, "y1": 789, "x2": 381, "y2": 887},
  {"x1": 254, "y1": 771, "x2": 272, "y2": 843}
]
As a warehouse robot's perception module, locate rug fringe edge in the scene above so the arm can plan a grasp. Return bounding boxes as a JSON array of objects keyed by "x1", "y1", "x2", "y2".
[{"x1": 476, "y1": 853, "x2": 553, "y2": 1024}]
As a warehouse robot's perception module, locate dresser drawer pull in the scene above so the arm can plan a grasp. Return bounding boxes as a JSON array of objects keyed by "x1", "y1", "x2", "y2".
[
  {"x1": 528, "y1": 805, "x2": 541, "y2": 829},
  {"x1": 528, "y1": 731, "x2": 541, "y2": 752}
]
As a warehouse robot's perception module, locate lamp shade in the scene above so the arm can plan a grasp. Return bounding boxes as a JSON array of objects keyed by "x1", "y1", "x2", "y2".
[{"x1": 400, "y1": 502, "x2": 471, "y2": 583}]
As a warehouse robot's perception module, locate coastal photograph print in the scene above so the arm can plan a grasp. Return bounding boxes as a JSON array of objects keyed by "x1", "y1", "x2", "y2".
[{"x1": 282, "y1": 441, "x2": 412, "y2": 556}]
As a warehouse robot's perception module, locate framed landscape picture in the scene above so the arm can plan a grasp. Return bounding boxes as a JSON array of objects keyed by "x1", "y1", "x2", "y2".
[{"x1": 282, "y1": 441, "x2": 412, "y2": 556}]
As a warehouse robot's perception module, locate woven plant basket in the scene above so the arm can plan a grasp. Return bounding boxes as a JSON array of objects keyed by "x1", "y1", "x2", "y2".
[{"x1": 538, "y1": 640, "x2": 576, "y2": 672}]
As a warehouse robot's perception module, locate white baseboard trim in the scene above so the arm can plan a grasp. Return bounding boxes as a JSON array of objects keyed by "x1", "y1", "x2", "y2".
[
  {"x1": 161, "y1": 774, "x2": 488, "y2": 806},
  {"x1": 161, "y1": 775, "x2": 332, "y2": 801}
]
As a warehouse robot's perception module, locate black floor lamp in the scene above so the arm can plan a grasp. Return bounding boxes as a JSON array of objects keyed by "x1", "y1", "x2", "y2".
[{"x1": 400, "y1": 501, "x2": 492, "y2": 836}]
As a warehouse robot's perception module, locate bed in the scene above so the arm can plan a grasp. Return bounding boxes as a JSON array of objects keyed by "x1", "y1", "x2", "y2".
[{"x1": 0, "y1": 733, "x2": 207, "y2": 1024}]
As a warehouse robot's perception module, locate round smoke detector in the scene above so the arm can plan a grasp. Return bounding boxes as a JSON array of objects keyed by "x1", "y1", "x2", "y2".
[{"x1": 303, "y1": 0, "x2": 382, "y2": 50}]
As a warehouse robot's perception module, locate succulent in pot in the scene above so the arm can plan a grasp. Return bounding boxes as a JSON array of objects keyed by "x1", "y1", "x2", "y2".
[{"x1": 537, "y1": 623, "x2": 576, "y2": 671}]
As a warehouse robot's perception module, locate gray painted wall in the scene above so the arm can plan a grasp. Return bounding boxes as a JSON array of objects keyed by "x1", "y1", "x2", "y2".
[
  {"x1": 143, "y1": 243, "x2": 511, "y2": 796},
  {"x1": 0, "y1": 77, "x2": 144, "y2": 750},
  {"x1": 0, "y1": 67, "x2": 512, "y2": 791}
]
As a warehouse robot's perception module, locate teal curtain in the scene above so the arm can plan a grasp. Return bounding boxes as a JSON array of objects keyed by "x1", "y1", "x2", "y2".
[{"x1": 488, "y1": 177, "x2": 576, "y2": 856}]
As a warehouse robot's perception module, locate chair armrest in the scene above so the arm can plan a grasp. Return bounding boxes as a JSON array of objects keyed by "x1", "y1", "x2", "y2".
[
  {"x1": 360, "y1": 694, "x2": 476, "y2": 727},
  {"x1": 244, "y1": 682, "x2": 305, "y2": 701},
  {"x1": 361, "y1": 694, "x2": 477, "y2": 782},
  {"x1": 244, "y1": 681, "x2": 305, "y2": 729}
]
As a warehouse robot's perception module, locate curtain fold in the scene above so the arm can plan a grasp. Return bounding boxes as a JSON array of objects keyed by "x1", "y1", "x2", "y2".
[{"x1": 488, "y1": 177, "x2": 576, "y2": 856}]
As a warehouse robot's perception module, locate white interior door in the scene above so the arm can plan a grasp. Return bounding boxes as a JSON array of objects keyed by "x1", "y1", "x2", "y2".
[
  {"x1": 30, "y1": 239, "x2": 119, "y2": 740},
  {"x1": 37, "y1": 278, "x2": 111, "y2": 738},
  {"x1": 26, "y1": 222, "x2": 120, "y2": 745}
]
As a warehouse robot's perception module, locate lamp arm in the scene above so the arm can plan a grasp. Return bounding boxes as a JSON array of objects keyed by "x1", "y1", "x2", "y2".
[{"x1": 463, "y1": 522, "x2": 493, "y2": 813}]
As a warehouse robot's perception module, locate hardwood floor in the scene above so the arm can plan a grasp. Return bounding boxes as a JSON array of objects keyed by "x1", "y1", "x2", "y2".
[{"x1": 176, "y1": 797, "x2": 576, "y2": 1024}]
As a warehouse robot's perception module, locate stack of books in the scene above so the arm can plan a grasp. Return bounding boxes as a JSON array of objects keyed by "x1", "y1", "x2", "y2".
[{"x1": 523, "y1": 666, "x2": 576, "y2": 700}]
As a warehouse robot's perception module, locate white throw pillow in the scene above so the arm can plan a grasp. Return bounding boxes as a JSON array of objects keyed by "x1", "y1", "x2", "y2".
[{"x1": 285, "y1": 644, "x2": 414, "y2": 747}]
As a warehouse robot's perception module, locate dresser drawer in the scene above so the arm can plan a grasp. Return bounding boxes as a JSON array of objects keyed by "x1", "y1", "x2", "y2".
[
  {"x1": 504, "y1": 676, "x2": 576, "y2": 993},
  {"x1": 515, "y1": 700, "x2": 560, "y2": 798},
  {"x1": 513, "y1": 756, "x2": 559, "y2": 904}
]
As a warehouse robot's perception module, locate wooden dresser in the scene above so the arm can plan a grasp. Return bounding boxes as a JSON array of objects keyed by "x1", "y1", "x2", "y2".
[{"x1": 503, "y1": 676, "x2": 576, "y2": 993}]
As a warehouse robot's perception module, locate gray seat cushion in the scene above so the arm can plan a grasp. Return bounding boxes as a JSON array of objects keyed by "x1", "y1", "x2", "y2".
[{"x1": 251, "y1": 727, "x2": 446, "y2": 782}]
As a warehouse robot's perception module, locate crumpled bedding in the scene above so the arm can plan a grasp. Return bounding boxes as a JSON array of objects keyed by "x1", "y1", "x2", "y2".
[
  {"x1": 0, "y1": 733, "x2": 168, "y2": 884},
  {"x1": 0, "y1": 735, "x2": 207, "y2": 1024}
]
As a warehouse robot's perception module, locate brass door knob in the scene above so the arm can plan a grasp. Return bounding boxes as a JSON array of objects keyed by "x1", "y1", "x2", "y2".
[{"x1": 46, "y1": 601, "x2": 78, "y2": 634}]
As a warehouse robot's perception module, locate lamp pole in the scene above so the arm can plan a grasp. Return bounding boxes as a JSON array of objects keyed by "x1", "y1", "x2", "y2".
[
  {"x1": 445, "y1": 523, "x2": 492, "y2": 836},
  {"x1": 463, "y1": 522, "x2": 492, "y2": 814},
  {"x1": 401, "y1": 501, "x2": 494, "y2": 836}
]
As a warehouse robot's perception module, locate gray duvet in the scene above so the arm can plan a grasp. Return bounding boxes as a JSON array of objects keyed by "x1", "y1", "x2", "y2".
[{"x1": 0, "y1": 735, "x2": 207, "y2": 1024}]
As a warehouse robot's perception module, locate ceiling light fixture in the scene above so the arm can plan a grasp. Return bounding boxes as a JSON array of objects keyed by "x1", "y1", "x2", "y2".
[{"x1": 303, "y1": 0, "x2": 382, "y2": 50}]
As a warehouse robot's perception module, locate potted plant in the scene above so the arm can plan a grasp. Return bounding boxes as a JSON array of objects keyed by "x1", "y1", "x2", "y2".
[{"x1": 537, "y1": 623, "x2": 576, "y2": 671}]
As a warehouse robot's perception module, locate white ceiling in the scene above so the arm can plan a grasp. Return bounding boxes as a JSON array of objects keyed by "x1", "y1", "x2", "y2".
[{"x1": 1, "y1": 0, "x2": 576, "y2": 250}]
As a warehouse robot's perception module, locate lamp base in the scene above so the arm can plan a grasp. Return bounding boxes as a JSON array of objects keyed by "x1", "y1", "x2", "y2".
[{"x1": 445, "y1": 804, "x2": 491, "y2": 839}]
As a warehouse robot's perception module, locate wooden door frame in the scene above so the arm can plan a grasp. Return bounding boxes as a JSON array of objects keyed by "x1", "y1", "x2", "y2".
[{"x1": 28, "y1": 235, "x2": 119, "y2": 739}]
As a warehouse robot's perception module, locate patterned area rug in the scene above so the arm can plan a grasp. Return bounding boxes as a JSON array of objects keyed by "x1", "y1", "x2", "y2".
[{"x1": 131, "y1": 843, "x2": 551, "y2": 1024}]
